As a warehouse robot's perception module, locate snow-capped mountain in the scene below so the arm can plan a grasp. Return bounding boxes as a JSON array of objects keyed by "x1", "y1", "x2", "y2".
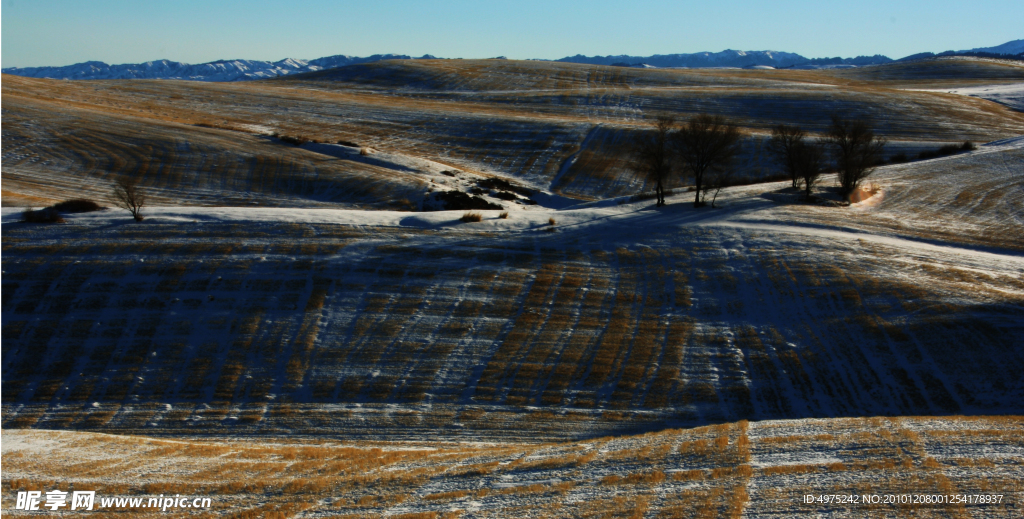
[
  {"x1": 1, "y1": 54, "x2": 436, "y2": 82},
  {"x1": 555, "y1": 50, "x2": 892, "y2": 69}
]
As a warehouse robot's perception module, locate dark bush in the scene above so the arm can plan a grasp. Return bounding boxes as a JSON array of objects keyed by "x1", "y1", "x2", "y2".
[
  {"x1": 335, "y1": 139, "x2": 361, "y2": 147},
  {"x1": 961, "y1": 141, "x2": 976, "y2": 151},
  {"x1": 434, "y1": 191, "x2": 502, "y2": 211},
  {"x1": 469, "y1": 187, "x2": 487, "y2": 195},
  {"x1": 918, "y1": 143, "x2": 966, "y2": 161},
  {"x1": 491, "y1": 191, "x2": 519, "y2": 201},
  {"x1": 477, "y1": 178, "x2": 533, "y2": 197},
  {"x1": 278, "y1": 135, "x2": 308, "y2": 146},
  {"x1": 22, "y1": 208, "x2": 64, "y2": 223},
  {"x1": 441, "y1": 170, "x2": 458, "y2": 177},
  {"x1": 889, "y1": 153, "x2": 909, "y2": 164},
  {"x1": 49, "y1": 199, "x2": 104, "y2": 213}
]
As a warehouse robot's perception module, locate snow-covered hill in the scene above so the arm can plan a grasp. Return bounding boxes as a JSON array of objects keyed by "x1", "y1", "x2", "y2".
[
  {"x1": 0, "y1": 54, "x2": 436, "y2": 82},
  {"x1": 2, "y1": 138, "x2": 1022, "y2": 441}
]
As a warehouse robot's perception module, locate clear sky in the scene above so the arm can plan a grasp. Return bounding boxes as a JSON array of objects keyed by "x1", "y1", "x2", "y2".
[{"x1": 2, "y1": 0, "x2": 1021, "y2": 68}]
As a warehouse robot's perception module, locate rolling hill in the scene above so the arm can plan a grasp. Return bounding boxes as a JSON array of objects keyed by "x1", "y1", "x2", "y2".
[
  {"x1": 4, "y1": 58, "x2": 1023, "y2": 209},
  {"x1": 2, "y1": 55, "x2": 1023, "y2": 517}
]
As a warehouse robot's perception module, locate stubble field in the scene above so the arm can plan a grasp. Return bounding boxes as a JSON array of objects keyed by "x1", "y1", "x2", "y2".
[{"x1": 2, "y1": 56, "x2": 1023, "y2": 517}]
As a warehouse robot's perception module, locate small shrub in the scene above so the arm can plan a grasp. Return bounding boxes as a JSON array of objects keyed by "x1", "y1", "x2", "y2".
[
  {"x1": 360, "y1": 147, "x2": 373, "y2": 156},
  {"x1": 278, "y1": 135, "x2": 308, "y2": 146},
  {"x1": 441, "y1": 170, "x2": 458, "y2": 177},
  {"x1": 432, "y1": 191, "x2": 502, "y2": 211},
  {"x1": 49, "y1": 199, "x2": 104, "y2": 213},
  {"x1": 461, "y1": 212, "x2": 483, "y2": 222},
  {"x1": 492, "y1": 191, "x2": 519, "y2": 201},
  {"x1": 548, "y1": 217, "x2": 556, "y2": 226},
  {"x1": 961, "y1": 141, "x2": 976, "y2": 151},
  {"x1": 22, "y1": 208, "x2": 64, "y2": 223},
  {"x1": 918, "y1": 143, "x2": 965, "y2": 161},
  {"x1": 889, "y1": 153, "x2": 909, "y2": 164},
  {"x1": 477, "y1": 177, "x2": 533, "y2": 196},
  {"x1": 498, "y1": 211, "x2": 509, "y2": 219},
  {"x1": 392, "y1": 198, "x2": 418, "y2": 212}
]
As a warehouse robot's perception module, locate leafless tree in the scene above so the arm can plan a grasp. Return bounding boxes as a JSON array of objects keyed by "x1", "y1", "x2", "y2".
[
  {"x1": 793, "y1": 140, "x2": 826, "y2": 200},
  {"x1": 766, "y1": 124, "x2": 807, "y2": 189},
  {"x1": 674, "y1": 114, "x2": 742, "y2": 208},
  {"x1": 629, "y1": 115, "x2": 676, "y2": 206},
  {"x1": 113, "y1": 177, "x2": 146, "y2": 221},
  {"x1": 824, "y1": 115, "x2": 886, "y2": 201}
]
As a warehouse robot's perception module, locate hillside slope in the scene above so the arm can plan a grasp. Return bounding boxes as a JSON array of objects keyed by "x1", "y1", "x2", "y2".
[
  {"x1": 3, "y1": 139, "x2": 1021, "y2": 441},
  {"x1": 4, "y1": 59, "x2": 1024, "y2": 207}
]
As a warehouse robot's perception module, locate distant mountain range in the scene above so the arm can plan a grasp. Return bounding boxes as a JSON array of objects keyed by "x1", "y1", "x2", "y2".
[
  {"x1": 3, "y1": 40, "x2": 1020, "y2": 82},
  {"x1": 0, "y1": 54, "x2": 439, "y2": 82},
  {"x1": 967, "y1": 39, "x2": 1024, "y2": 55},
  {"x1": 556, "y1": 50, "x2": 891, "y2": 69},
  {"x1": 896, "y1": 39, "x2": 1024, "y2": 62}
]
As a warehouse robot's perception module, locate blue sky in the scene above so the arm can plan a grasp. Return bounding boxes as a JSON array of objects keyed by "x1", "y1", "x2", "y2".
[{"x1": 2, "y1": 0, "x2": 1021, "y2": 68}]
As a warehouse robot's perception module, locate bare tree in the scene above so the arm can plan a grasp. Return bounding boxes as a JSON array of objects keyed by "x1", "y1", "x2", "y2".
[
  {"x1": 629, "y1": 115, "x2": 676, "y2": 207},
  {"x1": 824, "y1": 115, "x2": 886, "y2": 201},
  {"x1": 113, "y1": 177, "x2": 146, "y2": 221},
  {"x1": 765, "y1": 123, "x2": 827, "y2": 200},
  {"x1": 766, "y1": 124, "x2": 807, "y2": 189},
  {"x1": 793, "y1": 140, "x2": 826, "y2": 201},
  {"x1": 674, "y1": 114, "x2": 742, "y2": 208}
]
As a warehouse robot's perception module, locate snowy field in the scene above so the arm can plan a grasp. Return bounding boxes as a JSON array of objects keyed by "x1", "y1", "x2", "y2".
[
  {"x1": 2, "y1": 56, "x2": 1023, "y2": 517},
  {"x1": 3, "y1": 138, "x2": 1022, "y2": 442},
  {"x1": 909, "y1": 82, "x2": 1024, "y2": 112},
  {"x1": 4, "y1": 58, "x2": 1023, "y2": 208},
  {"x1": 3, "y1": 416, "x2": 1021, "y2": 517}
]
